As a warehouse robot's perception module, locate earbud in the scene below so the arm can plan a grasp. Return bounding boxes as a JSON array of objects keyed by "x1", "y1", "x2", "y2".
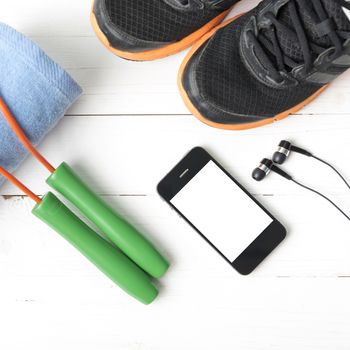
[
  {"x1": 273, "y1": 140, "x2": 313, "y2": 164},
  {"x1": 252, "y1": 152, "x2": 350, "y2": 222},
  {"x1": 252, "y1": 158, "x2": 273, "y2": 181},
  {"x1": 252, "y1": 158, "x2": 293, "y2": 182}
]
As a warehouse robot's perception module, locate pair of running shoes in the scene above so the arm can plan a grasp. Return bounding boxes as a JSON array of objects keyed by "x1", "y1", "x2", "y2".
[{"x1": 91, "y1": 0, "x2": 350, "y2": 130}]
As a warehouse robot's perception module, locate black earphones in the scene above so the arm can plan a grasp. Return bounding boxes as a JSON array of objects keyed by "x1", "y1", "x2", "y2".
[
  {"x1": 273, "y1": 140, "x2": 312, "y2": 164},
  {"x1": 252, "y1": 158, "x2": 293, "y2": 182},
  {"x1": 272, "y1": 140, "x2": 350, "y2": 191},
  {"x1": 252, "y1": 151, "x2": 350, "y2": 222}
]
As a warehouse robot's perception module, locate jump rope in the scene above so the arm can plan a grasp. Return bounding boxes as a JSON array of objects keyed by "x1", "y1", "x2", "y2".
[{"x1": 0, "y1": 97, "x2": 169, "y2": 304}]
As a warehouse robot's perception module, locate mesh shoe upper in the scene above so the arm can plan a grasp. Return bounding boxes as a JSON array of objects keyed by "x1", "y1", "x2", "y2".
[
  {"x1": 103, "y1": 0, "x2": 237, "y2": 43},
  {"x1": 182, "y1": 0, "x2": 350, "y2": 124}
]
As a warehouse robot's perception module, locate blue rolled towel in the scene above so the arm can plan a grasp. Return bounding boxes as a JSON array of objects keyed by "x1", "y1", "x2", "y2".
[{"x1": 0, "y1": 22, "x2": 82, "y2": 188}]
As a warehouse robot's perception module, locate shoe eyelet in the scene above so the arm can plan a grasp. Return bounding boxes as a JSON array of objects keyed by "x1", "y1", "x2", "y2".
[{"x1": 325, "y1": 48, "x2": 337, "y2": 62}]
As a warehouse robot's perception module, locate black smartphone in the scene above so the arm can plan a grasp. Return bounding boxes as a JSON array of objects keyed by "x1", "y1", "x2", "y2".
[{"x1": 157, "y1": 147, "x2": 286, "y2": 275}]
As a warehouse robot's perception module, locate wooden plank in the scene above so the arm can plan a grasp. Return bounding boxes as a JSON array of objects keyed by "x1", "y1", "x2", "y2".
[
  {"x1": 1, "y1": 192, "x2": 350, "y2": 278},
  {"x1": 1, "y1": 113, "x2": 349, "y2": 277},
  {"x1": 0, "y1": 195, "x2": 350, "y2": 349},
  {"x1": 2, "y1": 0, "x2": 350, "y2": 115},
  {"x1": 1, "y1": 114, "x2": 349, "y2": 196},
  {"x1": 0, "y1": 277, "x2": 349, "y2": 350},
  {"x1": 0, "y1": 278, "x2": 350, "y2": 350},
  {"x1": 1, "y1": 114, "x2": 349, "y2": 278}
]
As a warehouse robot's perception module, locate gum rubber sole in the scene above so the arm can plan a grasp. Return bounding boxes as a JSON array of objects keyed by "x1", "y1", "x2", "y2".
[
  {"x1": 178, "y1": 15, "x2": 328, "y2": 130},
  {"x1": 90, "y1": 6, "x2": 233, "y2": 61}
]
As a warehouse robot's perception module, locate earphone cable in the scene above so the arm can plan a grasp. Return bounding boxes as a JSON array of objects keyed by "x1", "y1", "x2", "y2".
[
  {"x1": 292, "y1": 179, "x2": 350, "y2": 222},
  {"x1": 0, "y1": 97, "x2": 55, "y2": 173},
  {"x1": 312, "y1": 155, "x2": 350, "y2": 191}
]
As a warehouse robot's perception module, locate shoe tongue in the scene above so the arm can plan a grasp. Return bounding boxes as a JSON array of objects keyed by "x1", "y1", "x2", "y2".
[{"x1": 264, "y1": 0, "x2": 350, "y2": 64}]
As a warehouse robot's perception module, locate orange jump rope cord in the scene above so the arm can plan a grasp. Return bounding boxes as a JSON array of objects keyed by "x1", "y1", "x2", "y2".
[
  {"x1": 0, "y1": 167, "x2": 41, "y2": 204},
  {"x1": 0, "y1": 97, "x2": 55, "y2": 173}
]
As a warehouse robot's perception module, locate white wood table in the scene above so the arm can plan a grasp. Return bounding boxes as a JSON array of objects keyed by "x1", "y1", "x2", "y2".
[{"x1": 1, "y1": 1, "x2": 350, "y2": 349}]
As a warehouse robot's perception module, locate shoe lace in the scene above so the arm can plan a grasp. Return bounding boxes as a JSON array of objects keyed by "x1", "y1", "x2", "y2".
[
  {"x1": 248, "y1": 0, "x2": 350, "y2": 82},
  {"x1": 174, "y1": 0, "x2": 230, "y2": 8}
]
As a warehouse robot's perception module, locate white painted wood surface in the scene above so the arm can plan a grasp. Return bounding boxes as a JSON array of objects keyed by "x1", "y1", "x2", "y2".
[{"x1": 1, "y1": 0, "x2": 350, "y2": 349}]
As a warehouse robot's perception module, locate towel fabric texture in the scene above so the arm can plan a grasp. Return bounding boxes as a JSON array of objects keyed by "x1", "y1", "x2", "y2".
[{"x1": 0, "y1": 22, "x2": 82, "y2": 188}]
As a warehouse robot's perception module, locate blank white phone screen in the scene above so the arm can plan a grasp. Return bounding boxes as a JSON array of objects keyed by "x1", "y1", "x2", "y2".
[{"x1": 171, "y1": 161, "x2": 273, "y2": 261}]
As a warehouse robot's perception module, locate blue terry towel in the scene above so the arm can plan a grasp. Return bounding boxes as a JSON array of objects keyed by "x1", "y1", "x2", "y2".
[{"x1": 0, "y1": 22, "x2": 82, "y2": 188}]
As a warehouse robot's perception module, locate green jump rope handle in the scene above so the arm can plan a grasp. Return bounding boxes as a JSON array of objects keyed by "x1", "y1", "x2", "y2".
[
  {"x1": 46, "y1": 162, "x2": 169, "y2": 278},
  {"x1": 32, "y1": 192, "x2": 158, "y2": 304}
]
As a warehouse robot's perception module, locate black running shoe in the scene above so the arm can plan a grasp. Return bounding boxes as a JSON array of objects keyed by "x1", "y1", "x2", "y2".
[
  {"x1": 91, "y1": 0, "x2": 240, "y2": 61},
  {"x1": 179, "y1": 0, "x2": 350, "y2": 130}
]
